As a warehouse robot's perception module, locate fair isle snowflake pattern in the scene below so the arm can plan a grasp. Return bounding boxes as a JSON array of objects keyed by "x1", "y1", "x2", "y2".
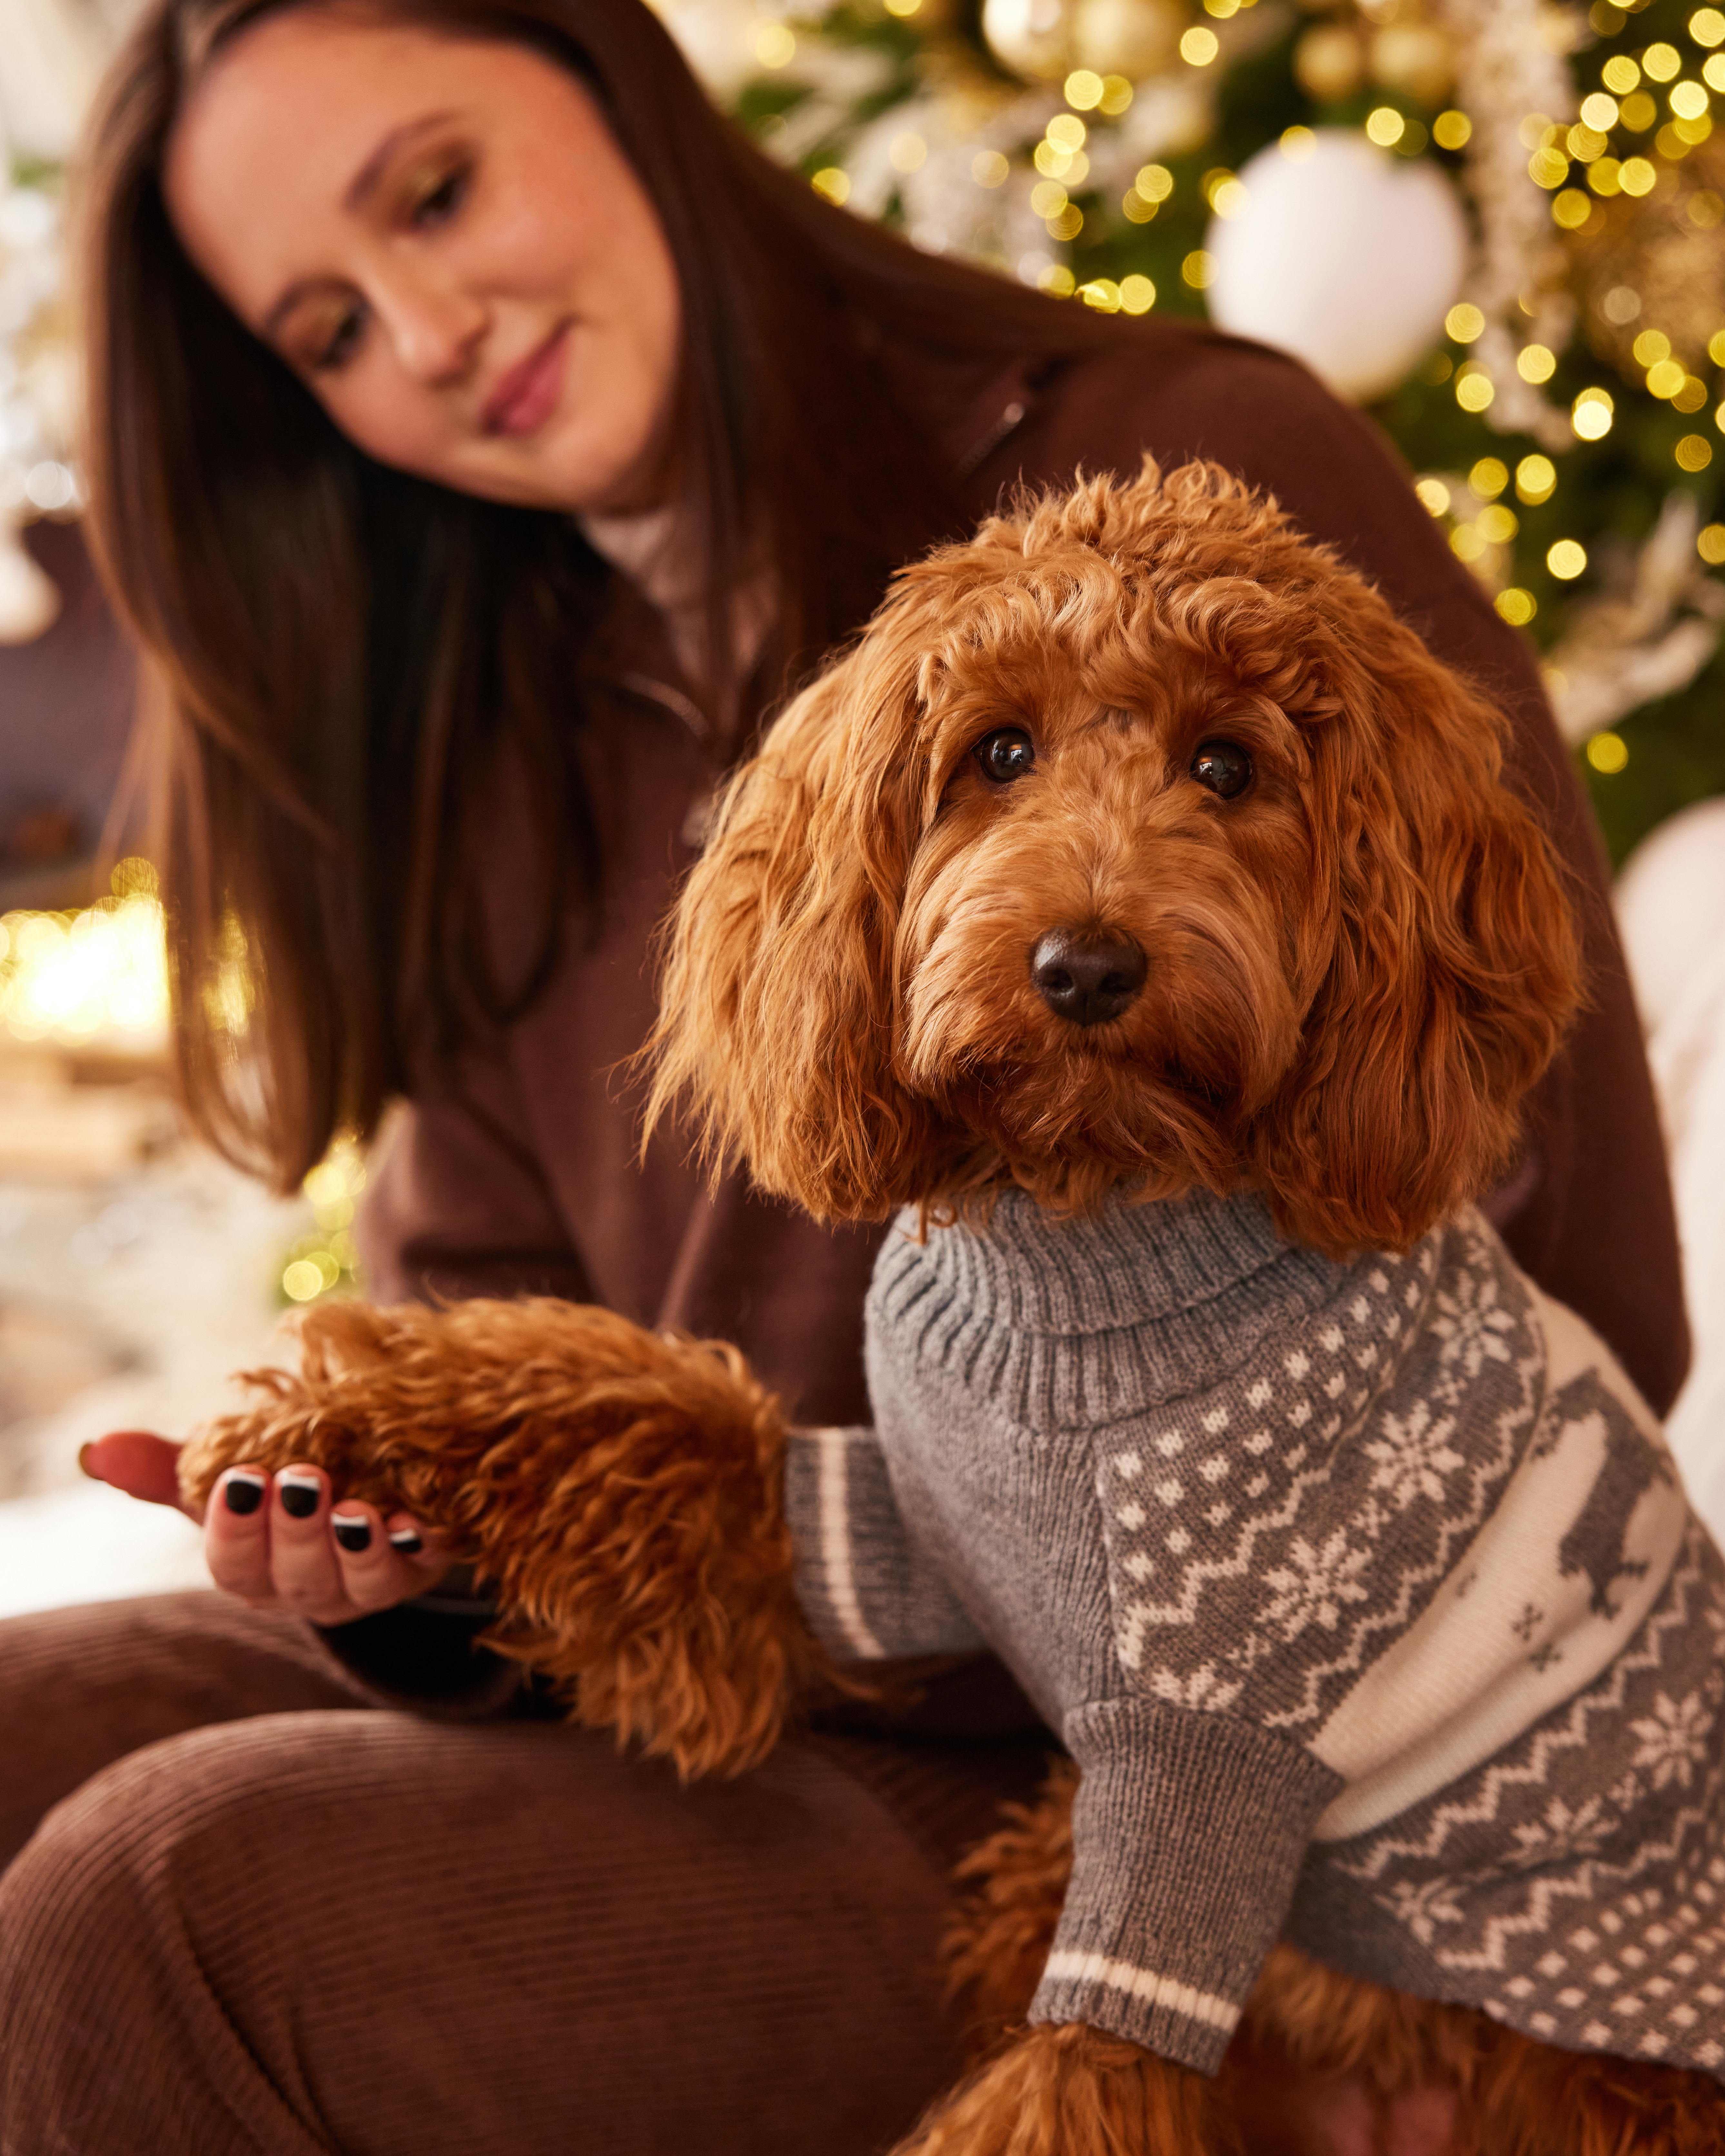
[
  {"x1": 1507, "y1": 1795, "x2": 1616, "y2": 1872},
  {"x1": 1633, "y1": 1690, "x2": 1720, "y2": 1794},
  {"x1": 1098, "y1": 1212, "x2": 1541, "y2": 1735},
  {"x1": 1306, "y1": 1528, "x2": 1725, "y2": 2072},
  {"x1": 857, "y1": 1181, "x2": 1724, "y2": 2080},
  {"x1": 1382, "y1": 1873, "x2": 1472, "y2": 1947},
  {"x1": 1428, "y1": 1263, "x2": 1521, "y2": 1386},
  {"x1": 1261, "y1": 1531, "x2": 1373, "y2": 1641},
  {"x1": 1365, "y1": 1402, "x2": 1465, "y2": 1513}
]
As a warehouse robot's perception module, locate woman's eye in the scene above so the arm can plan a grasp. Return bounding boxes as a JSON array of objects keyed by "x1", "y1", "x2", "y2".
[
  {"x1": 1190, "y1": 738, "x2": 1253, "y2": 800},
  {"x1": 974, "y1": 727, "x2": 1036, "y2": 784},
  {"x1": 410, "y1": 164, "x2": 470, "y2": 229},
  {"x1": 313, "y1": 302, "x2": 368, "y2": 373}
]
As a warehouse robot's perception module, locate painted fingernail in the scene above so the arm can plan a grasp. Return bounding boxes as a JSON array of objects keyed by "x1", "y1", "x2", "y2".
[
  {"x1": 331, "y1": 1513, "x2": 372, "y2": 1553},
  {"x1": 222, "y1": 1470, "x2": 267, "y2": 1516},
  {"x1": 277, "y1": 1471, "x2": 322, "y2": 1520},
  {"x1": 388, "y1": 1528, "x2": 423, "y2": 1554}
]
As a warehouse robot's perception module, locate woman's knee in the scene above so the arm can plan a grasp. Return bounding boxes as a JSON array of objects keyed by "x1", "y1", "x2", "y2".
[
  {"x1": 0, "y1": 1714, "x2": 367, "y2": 2156},
  {"x1": 0, "y1": 1714, "x2": 1007, "y2": 2156}
]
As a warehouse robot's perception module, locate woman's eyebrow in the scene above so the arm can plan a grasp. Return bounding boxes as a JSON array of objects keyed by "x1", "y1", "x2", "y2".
[{"x1": 258, "y1": 111, "x2": 461, "y2": 342}]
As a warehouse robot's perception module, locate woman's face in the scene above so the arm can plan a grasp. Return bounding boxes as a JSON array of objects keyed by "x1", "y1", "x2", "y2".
[{"x1": 165, "y1": 11, "x2": 683, "y2": 514}]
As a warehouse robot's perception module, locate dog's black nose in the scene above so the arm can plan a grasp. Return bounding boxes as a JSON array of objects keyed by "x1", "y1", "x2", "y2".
[{"x1": 1030, "y1": 929, "x2": 1147, "y2": 1027}]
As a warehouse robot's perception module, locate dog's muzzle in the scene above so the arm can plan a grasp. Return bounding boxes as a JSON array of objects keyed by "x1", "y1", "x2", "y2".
[{"x1": 1031, "y1": 929, "x2": 1148, "y2": 1028}]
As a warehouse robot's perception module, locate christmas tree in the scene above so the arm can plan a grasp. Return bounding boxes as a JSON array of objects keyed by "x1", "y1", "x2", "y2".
[{"x1": 667, "y1": 0, "x2": 1725, "y2": 865}]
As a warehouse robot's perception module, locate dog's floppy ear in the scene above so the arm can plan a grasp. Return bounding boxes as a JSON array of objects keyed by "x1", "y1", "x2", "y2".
[
  {"x1": 1250, "y1": 599, "x2": 1582, "y2": 1258},
  {"x1": 645, "y1": 596, "x2": 959, "y2": 1222}
]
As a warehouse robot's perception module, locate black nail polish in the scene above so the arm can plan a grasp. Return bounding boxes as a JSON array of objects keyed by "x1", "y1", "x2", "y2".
[
  {"x1": 223, "y1": 1472, "x2": 266, "y2": 1517},
  {"x1": 278, "y1": 1474, "x2": 321, "y2": 1520},
  {"x1": 332, "y1": 1515, "x2": 371, "y2": 1553},
  {"x1": 388, "y1": 1528, "x2": 423, "y2": 1554}
]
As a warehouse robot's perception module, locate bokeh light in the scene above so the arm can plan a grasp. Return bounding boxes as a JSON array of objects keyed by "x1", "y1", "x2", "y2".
[
  {"x1": 0, "y1": 861, "x2": 168, "y2": 1048},
  {"x1": 279, "y1": 1137, "x2": 368, "y2": 1306},
  {"x1": 1572, "y1": 388, "x2": 1615, "y2": 439}
]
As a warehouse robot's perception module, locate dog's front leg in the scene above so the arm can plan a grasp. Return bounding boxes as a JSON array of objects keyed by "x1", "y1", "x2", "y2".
[
  {"x1": 895, "y1": 2023, "x2": 1238, "y2": 2155},
  {"x1": 180, "y1": 1296, "x2": 833, "y2": 1779},
  {"x1": 413, "y1": 1320, "x2": 835, "y2": 1780}
]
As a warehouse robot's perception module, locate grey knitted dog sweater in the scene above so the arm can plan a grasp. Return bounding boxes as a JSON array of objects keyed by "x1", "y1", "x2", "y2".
[{"x1": 782, "y1": 1186, "x2": 1725, "y2": 2078}]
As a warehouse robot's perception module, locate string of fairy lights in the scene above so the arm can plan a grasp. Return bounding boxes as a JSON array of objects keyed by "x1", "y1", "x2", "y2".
[{"x1": 699, "y1": 0, "x2": 1725, "y2": 848}]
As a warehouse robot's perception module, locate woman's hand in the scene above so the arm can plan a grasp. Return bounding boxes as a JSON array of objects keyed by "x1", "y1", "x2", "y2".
[{"x1": 81, "y1": 1431, "x2": 450, "y2": 1625}]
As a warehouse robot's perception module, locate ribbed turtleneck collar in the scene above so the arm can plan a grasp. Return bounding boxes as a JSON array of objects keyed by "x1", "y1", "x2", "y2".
[
  {"x1": 869, "y1": 1185, "x2": 1354, "y2": 1422},
  {"x1": 897, "y1": 1185, "x2": 1300, "y2": 1337}
]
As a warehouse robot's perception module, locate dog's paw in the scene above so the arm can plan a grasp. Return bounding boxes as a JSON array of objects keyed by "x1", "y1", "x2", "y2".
[
  {"x1": 175, "y1": 1378, "x2": 369, "y2": 1519},
  {"x1": 182, "y1": 1293, "x2": 830, "y2": 1777},
  {"x1": 460, "y1": 1310, "x2": 828, "y2": 1777},
  {"x1": 175, "y1": 1300, "x2": 438, "y2": 1524}
]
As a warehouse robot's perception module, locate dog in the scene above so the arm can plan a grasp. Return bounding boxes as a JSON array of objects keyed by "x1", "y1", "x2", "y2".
[{"x1": 183, "y1": 461, "x2": 1725, "y2": 2153}]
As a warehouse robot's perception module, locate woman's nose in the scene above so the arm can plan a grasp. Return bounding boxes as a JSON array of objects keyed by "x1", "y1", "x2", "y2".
[{"x1": 374, "y1": 274, "x2": 487, "y2": 386}]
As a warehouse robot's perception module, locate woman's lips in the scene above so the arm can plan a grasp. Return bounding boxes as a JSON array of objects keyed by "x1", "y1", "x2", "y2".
[{"x1": 481, "y1": 323, "x2": 571, "y2": 438}]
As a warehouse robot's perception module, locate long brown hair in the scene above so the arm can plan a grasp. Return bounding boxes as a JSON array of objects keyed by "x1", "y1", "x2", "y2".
[{"x1": 81, "y1": 0, "x2": 1117, "y2": 1188}]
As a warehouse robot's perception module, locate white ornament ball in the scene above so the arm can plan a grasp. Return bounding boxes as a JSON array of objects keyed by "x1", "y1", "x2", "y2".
[
  {"x1": 0, "y1": 520, "x2": 60, "y2": 646},
  {"x1": 1204, "y1": 132, "x2": 1468, "y2": 406}
]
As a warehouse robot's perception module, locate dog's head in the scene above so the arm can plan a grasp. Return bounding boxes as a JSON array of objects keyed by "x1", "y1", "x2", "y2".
[{"x1": 648, "y1": 459, "x2": 1581, "y2": 1258}]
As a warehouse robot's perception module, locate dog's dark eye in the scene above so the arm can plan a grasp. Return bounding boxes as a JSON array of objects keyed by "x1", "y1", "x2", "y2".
[
  {"x1": 974, "y1": 728, "x2": 1036, "y2": 785},
  {"x1": 1190, "y1": 739, "x2": 1253, "y2": 800}
]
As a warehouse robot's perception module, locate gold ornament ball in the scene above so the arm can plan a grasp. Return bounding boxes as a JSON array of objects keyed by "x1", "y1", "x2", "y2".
[
  {"x1": 1295, "y1": 23, "x2": 1364, "y2": 104},
  {"x1": 1369, "y1": 23, "x2": 1454, "y2": 109},
  {"x1": 981, "y1": 0, "x2": 1074, "y2": 82},
  {"x1": 1570, "y1": 132, "x2": 1725, "y2": 378},
  {"x1": 1072, "y1": 0, "x2": 1183, "y2": 81}
]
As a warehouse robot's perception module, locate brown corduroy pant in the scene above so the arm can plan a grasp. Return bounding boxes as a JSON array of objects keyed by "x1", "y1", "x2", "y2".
[{"x1": 0, "y1": 1592, "x2": 1049, "y2": 2156}]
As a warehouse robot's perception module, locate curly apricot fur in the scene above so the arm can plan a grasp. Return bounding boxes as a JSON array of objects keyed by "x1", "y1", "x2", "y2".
[
  {"x1": 178, "y1": 1297, "x2": 836, "y2": 1778},
  {"x1": 942, "y1": 1758, "x2": 1079, "y2": 2052},
  {"x1": 896, "y1": 2021, "x2": 1242, "y2": 2156},
  {"x1": 648, "y1": 457, "x2": 1582, "y2": 1259}
]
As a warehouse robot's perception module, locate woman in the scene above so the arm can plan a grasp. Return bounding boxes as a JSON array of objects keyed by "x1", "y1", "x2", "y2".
[{"x1": 0, "y1": 0, "x2": 1687, "y2": 2147}]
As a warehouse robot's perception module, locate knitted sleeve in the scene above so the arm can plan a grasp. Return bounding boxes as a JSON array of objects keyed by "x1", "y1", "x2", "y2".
[
  {"x1": 1030, "y1": 1696, "x2": 1341, "y2": 2072},
  {"x1": 781, "y1": 1426, "x2": 986, "y2": 1659}
]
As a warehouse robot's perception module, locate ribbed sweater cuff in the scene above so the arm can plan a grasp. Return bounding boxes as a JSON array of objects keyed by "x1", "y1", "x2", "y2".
[
  {"x1": 1031, "y1": 1697, "x2": 1341, "y2": 2073},
  {"x1": 313, "y1": 1596, "x2": 525, "y2": 1718},
  {"x1": 783, "y1": 1428, "x2": 984, "y2": 1661}
]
